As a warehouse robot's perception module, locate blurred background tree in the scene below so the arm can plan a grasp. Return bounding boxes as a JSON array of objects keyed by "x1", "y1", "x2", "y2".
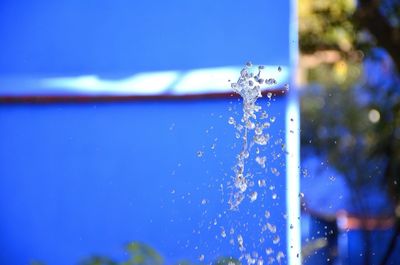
[
  {"x1": 299, "y1": 0, "x2": 400, "y2": 206},
  {"x1": 299, "y1": 0, "x2": 400, "y2": 263}
]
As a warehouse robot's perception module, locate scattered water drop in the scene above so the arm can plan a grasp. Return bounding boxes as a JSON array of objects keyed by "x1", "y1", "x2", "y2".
[
  {"x1": 262, "y1": 122, "x2": 271, "y2": 129},
  {"x1": 271, "y1": 168, "x2": 279, "y2": 176},
  {"x1": 199, "y1": 254, "x2": 205, "y2": 262},
  {"x1": 284, "y1": 83, "x2": 290, "y2": 91},
  {"x1": 221, "y1": 227, "x2": 227, "y2": 238},
  {"x1": 228, "y1": 117, "x2": 235, "y2": 125},
  {"x1": 277, "y1": 66, "x2": 282, "y2": 72},
  {"x1": 254, "y1": 134, "x2": 269, "y2": 145},
  {"x1": 260, "y1": 111, "x2": 268, "y2": 119},
  {"x1": 201, "y1": 199, "x2": 207, "y2": 205},
  {"x1": 276, "y1": 252, "x2": 285, "y2": 262},
  {"x1": 267, "y1": 223, "x2": 277, "y2": 233},
  {"x1": 237, "y1": 234, "x2": 244, "y2": 250},
  {"x1": 272, "y1": 235, "x2": 280, "y2": 244},
  {"x1": 272, "y1": 193, "x2": 278, "y2": 200},
  {"x1": 265, "y1": 210, "x2": 271, "y2": 218},
  {"x1": 266, "y1": 248, "x2": 273, "y2": 255},
  {"x1": 249, "y1": 191, "x2": 258, "y2": 202},
  {"x1": 255, "y1": 156, "x2": 266, "y2": 168},
  {"x1": 258, "y1": 179, "x2": 266, "y2": 187},
  {"x1": 197, "y1": 151, "x2": 204, "y2": 157}
]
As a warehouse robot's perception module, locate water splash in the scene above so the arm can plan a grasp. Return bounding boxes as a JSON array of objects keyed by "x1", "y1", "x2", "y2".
[{"x1": 228, "y1": 62, "x2": 275, "y2": 210}]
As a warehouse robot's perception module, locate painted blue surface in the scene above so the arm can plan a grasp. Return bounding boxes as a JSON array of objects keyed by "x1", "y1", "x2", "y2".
[
  {"x1": 0, "y1": 0, "x2": 294, "y2": 264},
  {"x1": 0, "y1": 0, "x2": 290, "y2": 76},
  {"x1": 339, "y1": 229, "x2": 400, "y2": 264},
  {"x1": 0, "y1": 97, "x2": 288, "y2": 265}
]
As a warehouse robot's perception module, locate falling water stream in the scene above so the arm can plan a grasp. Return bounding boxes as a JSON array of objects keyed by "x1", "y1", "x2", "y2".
[{"x1": 225, "y1": 62, "x2": 286, "y2": 264}]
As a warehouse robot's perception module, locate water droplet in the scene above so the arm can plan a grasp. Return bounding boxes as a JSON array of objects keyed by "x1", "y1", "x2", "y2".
[
  {"x1": 271, "y1": 168, "x2": 279, "y2": 176},
  {"x1": 260, "y1": 111, "x2": 268, "y2": 119},
  {"x1": 278, "y1": 66, "x2": 282, "y2": 72},
  {"x1": 254, "y1": 134, "x2": 269, "y2": 145},
  {"x1": 299, "y1": 192, "x2": 304, "y2": 198},
  {"x1": 249, "y1": 191, "x2": 258, "y2": 202},
  {"x1": 234, "y1": 174, "x2": 248, "y2": 193},
  {"x1": 246, "y1": 121, "x2": 256, "y2": 130},
  {"x1": 265, "y1": 210, "x2": 271, "y2": 218},
  {"x1": 270, "y1": 116, "x2": 276, "y2": 123},
  {"x1": 290, "y1": 224, "x2": 294, "y2": 229},
  {"x1": 211, "y1": 143, "x2": 216, "y2": 150},
  {"x1": 276, "y1": 252, "x2": 285, "y2": 262},
  {"x1": 199, "y1": 254, "x2": 205, "y2": 261},
  {"x1": 201, "y1": 199, "x2": 207, "y2": 205},
  {"x1": 272, "y1": 235, "x2": 280, "y2": 244},
  {"x1": 228, "y1": 117, "x2": 235, "y2": 125},
  {"x1": 241, "y1": 150, "x2": 250, "y2": 159},
  {"x1": 267, "y1": 223, "x2": 277, "y2": 233},
  {"x1": 221, "y1": 227, "x2": 227, "y2": 238},
  {"x1": 266, "y1": 248, "x2": 273, "y2": 255},
  {"x1": 255, "y1": 126, "x2": 263, "y2": 135},
  {"x1": 246, "y1": 61, "x2": 252, "y2": 67},
  {"x1": 267, "y1": 92, "x2": 273, "y2": 99},
  {"x1": 256, "y1": 156, "x2": 266, "y2": 168},
  {"x1": 240, "y1": 68, "x2": 248, "y2": 77},
  {"x1": 262, "y1": 122, "x2": 271, "y2": 129},
  {"x1": 258, "y1": 179, "x2": 266, "y2": 187},
  {"x1": 272, "y1": 193, "x2": 277, "y2": 200},
  {"x1": 197, "y1": 151, "x2": 204, "y2": 157},
  {"x1": 237, "y1": 234, "x2": 244, "y2": 248},
  {"x1": 236, "y1": 123, "x2": 243, "y2": 131}
]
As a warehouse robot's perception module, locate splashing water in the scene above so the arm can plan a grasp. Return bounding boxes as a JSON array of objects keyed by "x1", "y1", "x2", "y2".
[{"x1": 228, "y1": 62, "x2": 275, "y2": 210}]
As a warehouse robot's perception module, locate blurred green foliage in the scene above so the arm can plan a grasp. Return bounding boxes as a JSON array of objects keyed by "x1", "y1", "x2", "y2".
[
  {"x1": 33, "y1": 242, "x2": 242, "y2": 265},
  {"x1": 299, "y1": 0, "x2": 400, "y2": 205},
  {"x1": 299, "y1": 0, "x2": 357, "y2": 54}
]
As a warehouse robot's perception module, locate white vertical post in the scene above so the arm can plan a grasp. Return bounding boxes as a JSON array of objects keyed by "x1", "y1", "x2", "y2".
[{"x1": 286, "y1": 0, "x2": 301, "y2": 264}]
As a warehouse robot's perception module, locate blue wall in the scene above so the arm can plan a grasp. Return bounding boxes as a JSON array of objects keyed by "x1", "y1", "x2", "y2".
[
  {"x1": 0, "y1": 0, "x2": 293, "y2": 264},
  {"x1": 0, "y1": 0, "x2": 290, "y2": 75},
  {"x1": 0, "y1": 97, "x2": 288, "y2": 265}
]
